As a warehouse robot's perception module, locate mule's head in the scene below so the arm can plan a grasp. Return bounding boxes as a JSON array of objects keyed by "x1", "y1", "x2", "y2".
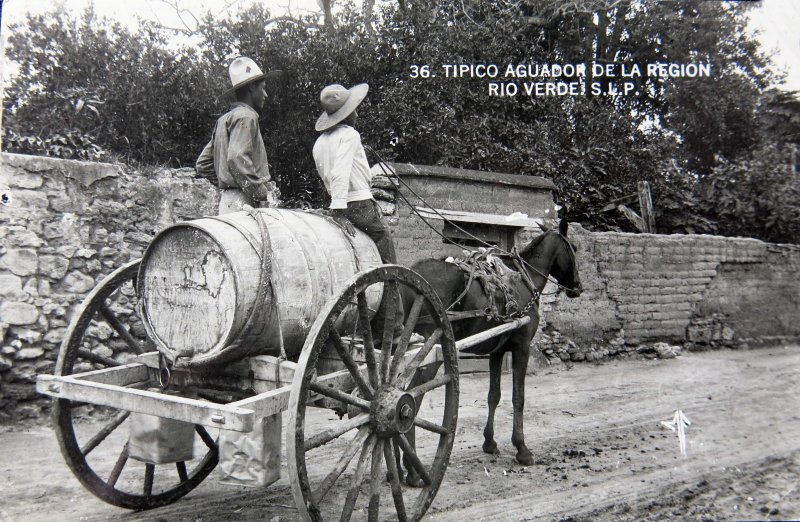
[
  {"x1": 553, "y1": 220, "x2": 582, "y2": 297},
  {"x1": 535, "y1": 220, "x2": 582, "y2": 298}
]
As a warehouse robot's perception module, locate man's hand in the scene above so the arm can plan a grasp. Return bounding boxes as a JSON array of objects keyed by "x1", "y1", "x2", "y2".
[{"x1": 330, "y1": 210, "x2": 356, "y2": 237}]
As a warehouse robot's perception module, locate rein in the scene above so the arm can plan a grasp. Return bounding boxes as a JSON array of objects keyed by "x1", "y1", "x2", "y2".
[{"x1": 367, "y1": 149, "x2": 580, "y2": 295}]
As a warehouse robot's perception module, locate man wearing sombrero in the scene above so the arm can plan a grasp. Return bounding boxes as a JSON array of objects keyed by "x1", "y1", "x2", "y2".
[
  {"x1": 313, "y1": 83, "x2": 422, "y2": 346},
  {"x1": 196, "y1": 56, "x2": 281, "y2": 214}
]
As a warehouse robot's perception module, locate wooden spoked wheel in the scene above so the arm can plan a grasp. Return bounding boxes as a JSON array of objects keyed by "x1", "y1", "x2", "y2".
[
  {"x1": 52, "y1": 260, "x2": 218, "y2": 510},
  {"x1": 288, "y1": 265, "x2": 459, "y2": 522}
]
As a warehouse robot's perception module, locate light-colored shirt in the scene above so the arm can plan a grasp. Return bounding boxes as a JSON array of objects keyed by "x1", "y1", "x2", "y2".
[
  {"x1": 312, "y1": 124, "x2": 373, "y2": 209},
  {"x1": 196, "y1": 103, "x2": 275, "y2": 203}
]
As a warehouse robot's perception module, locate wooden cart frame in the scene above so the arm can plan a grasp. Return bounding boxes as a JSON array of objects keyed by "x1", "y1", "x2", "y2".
[{"x1": 36, "y1": 260, "x2": 531, "y2": 521}]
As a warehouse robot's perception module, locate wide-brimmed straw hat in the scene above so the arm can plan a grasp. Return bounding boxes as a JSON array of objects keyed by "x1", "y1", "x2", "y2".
[
  {"x1": 315, "y1": 83, "x2": 369, "y2": 132},
  {"x1": 221, "y1": 56, "x2": 281, "y2": 97}
]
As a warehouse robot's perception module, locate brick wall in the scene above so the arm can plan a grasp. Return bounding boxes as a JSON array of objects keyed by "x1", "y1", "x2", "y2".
[
  {"x1": 2, "y1": 154, "x2": 798, "y2": 420},
  {"x1": 380, "y1": 163, "x2": 558, "y2": 265},
  {"x1": 536, "y1": 227, "x2": 800, "y2": 362},
  {"x1": 375, "y1": 163, "x2": 800, "y2": 365}
]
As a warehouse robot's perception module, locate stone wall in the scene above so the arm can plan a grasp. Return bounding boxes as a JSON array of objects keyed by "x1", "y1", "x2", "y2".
[
  {"x1": 0, "y1": 153, "x2": 216, "y2": 421},
  {"x1": 2, "y1": 154, "x2": 799, "y2": 420}
]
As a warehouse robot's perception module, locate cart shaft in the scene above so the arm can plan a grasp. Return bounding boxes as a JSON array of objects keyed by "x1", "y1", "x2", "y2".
[
  {"x1": 37, "y1": 320, "x2": 524, "y2": 433},
  {"x1": 455, "y1": 316, "x2": 532, "y2": 351}
]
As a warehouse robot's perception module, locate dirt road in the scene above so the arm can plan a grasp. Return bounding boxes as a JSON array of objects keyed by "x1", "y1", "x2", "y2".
[{"x1": 2, "y1": 346, "x2": 799, "y2": 521}]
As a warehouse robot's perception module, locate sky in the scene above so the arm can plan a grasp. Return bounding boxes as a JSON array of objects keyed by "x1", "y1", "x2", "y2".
[
  {"x1": 747, "y1": 0, "x2": 800, "y2": 90},
  {"x1": 1, "y1": 0, "x2": 799, "y2": 91}
]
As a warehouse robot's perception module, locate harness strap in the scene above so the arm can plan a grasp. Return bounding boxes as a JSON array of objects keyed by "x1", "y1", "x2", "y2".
[
  {"x1": 447, "y1": 309, "x2": 493, "y2": 321},
  {"x1": 446, "y1": 262, "x2": 478, "y2": 312},
  {"x1": 491, "y1": 331, "x2": 513, "y2": 354},
  {"x1": 512, "y1": 251, "x2": 540, "y2": 300},
  {"x1": 417, "y1": 308, "x2": 492, "y2": 327}
]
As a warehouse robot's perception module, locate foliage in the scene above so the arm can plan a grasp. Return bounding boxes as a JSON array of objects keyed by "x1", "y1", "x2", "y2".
[
  {"x1": 3, "y1": 8, "x2": 217, "y2": 167},
  {"x1": 697, "y1": 144, "x2": 800, "y2": 243},
  {"x1": 4, "y1": 128, "x2": 107, "y2": 161},
  {"x1": 2, "y1": 0, "x2": 796, "y2": 242},
  {"x1": 690, "y1": 88, "x2": 800, "y2": 243},
  {"x1": 757, "y1": 88, "x2": 800, "y2": 146}
]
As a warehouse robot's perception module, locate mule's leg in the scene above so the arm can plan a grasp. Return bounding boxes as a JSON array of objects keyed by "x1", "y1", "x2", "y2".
[
  {"x1": 482, "y1": 352, "x2": 505, "y2": 454},
  {"x1": 385, "y1": 439, "x2": 404, "y2": 485},
  {"x1": 402, "y1": 424, "x2": 425, "y2": 487},
  {"x1": 511, "y1": 346, "x2": 534, "y2": 465}
]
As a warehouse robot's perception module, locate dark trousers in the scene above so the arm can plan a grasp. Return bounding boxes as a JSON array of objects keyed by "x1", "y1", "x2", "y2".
[
  {"x1": 341, "y1": 199, "x2": 403, "y2": 339},
  {"x1": 340, "y1": 199, "x2": 397, "y2": 264}
]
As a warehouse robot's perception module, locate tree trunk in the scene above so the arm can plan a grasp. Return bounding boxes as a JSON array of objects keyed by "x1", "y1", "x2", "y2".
[
  {"x1": 322, "y1": 0, "x2": 334, "y2": 27},
  {"x1": 363, "y1": 0, "x2": 376, "y2": 33}
]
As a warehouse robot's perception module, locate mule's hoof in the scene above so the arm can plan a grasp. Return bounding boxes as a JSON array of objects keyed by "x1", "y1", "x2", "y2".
[
  {"x1": 405, "y1": 473, "x2": 425, "y2": 488},
  {"x1": 515, "y1": 450, "x2": 534, "y2": 466},
  {"x1": 482, "y1": 440, "x2": 498, "y2": 454}
]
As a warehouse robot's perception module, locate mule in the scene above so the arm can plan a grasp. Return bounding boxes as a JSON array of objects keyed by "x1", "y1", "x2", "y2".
[{"x1": 400, "y1": 219, "x2": 582, "y2": 482}]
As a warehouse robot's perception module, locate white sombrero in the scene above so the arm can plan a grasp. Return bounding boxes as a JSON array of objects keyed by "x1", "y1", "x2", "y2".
[
  {"x1": 221, "y1": 56, "x2": 281, "y2": 97},
  {"x1": 315, "y1": 83, "x2": 369, "y2": 132}
]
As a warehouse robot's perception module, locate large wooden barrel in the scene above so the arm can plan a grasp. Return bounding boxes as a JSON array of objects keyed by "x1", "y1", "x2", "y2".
[{"x1": 138, "y1": 209, "x2": 383, "y2": 366}]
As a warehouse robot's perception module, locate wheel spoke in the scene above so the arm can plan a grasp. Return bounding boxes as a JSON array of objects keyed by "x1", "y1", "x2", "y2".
[
  {"x1": 383, "y1": 437, "x2": 408, "y2": 522},
  {"x1": 395, "y1": 434, "x2": 432, "y2": 486},
  {"x1": 387, "y1": 294, "x2": 425, "y2": 384},
  {"x1": 340, "y1": 435, "x2": 376, "y2": 522},
  {"x1": 289, "y1": 266, "x2": 459, "y2": 522},
  {"x1": 313, "y1": 427, "x2": 371, "y2": 504},
  {"x1": 310, "y1": 382, "x2": 370, "y2": 411},
  {"x1": 368, "y1": 438, "x2": 384, "y2": 522},
  {"x1": 176, "y1": 461, "x2": 188, "y2": 482},
  {"x1": 398, "y1": 328, "x2": 443, "y2": 388},
  {"x1": 144, "y1": 463, "x2": 155, "y2": 497},
  {"x1": 357, "y1": 292, "x2": 379, "y2": 389},
  {"x1": 379, "y1": 281, "x2": 399, "y2": 382},
  {"x1": 330, "y1": 330, "x2": 374, "y2": 399},
  {"x1": 54, "y1": 260, "x2": 220, "y2": 509},
  {"x1": 409, "y1": 373, "x2": 452, "y2": 400},
  {"x1": 81, "y1": 410, "x2": 130, "y2": 456},
  {"x1": 99, "y1": 303, "x2": 145, "y2": 354},
  {"x1": 77, "y1": 348, "x2": 121, "y2": 368},
  {"x1": 195, "y1": 425, "x2": 218, "y2": 452},
  {"x1": 107, "y1": 442, "x2": 129, "y2": 487},
  {"x1": 306, "y1": 414, "x2": 370, "y2": 451},
  {"x1": 414, "y1": 416, "x2": 450, "y2": 436}
]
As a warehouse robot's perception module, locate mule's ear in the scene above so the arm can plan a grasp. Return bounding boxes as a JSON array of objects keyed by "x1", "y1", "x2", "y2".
[
  {"x1": 559, "y1": 219, "x2": 569, "y2": 236},
  {"x1": 538, "y1": 221, "x2": 551, "y2": 232}
]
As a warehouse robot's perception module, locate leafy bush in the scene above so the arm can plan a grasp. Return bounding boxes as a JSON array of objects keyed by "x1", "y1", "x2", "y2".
[
  {"x1": 698, "y1": 144, "x2": 800, "y2": 243},
  {"x1": 4, "y1": 128, "x2": 106, "y2": 161}
]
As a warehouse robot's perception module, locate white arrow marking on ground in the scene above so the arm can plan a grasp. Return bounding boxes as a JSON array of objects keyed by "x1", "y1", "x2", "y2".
[{"x1": 661, "y1": 410, "x2": 691, "y2": 457}]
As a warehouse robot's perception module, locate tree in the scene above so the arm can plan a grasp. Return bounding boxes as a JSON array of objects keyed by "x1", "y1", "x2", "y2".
[
  {"x1": 3, "y1": 7, "x2": 218, "y2": 166},
  {"x1": 693, "y1": 88, "x2": 800, "y2": 243},
  {"x1": 698, "y1": 144, "x2": 800, "y2": 243},
  {"x1": 2, "y1": 0, "x2": 795, "y2": 242}
]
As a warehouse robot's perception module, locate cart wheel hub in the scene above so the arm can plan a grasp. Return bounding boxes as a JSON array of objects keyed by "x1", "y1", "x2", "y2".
[{"x1": 371, "y1": 387, "x2": 416, "y2": 436}]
